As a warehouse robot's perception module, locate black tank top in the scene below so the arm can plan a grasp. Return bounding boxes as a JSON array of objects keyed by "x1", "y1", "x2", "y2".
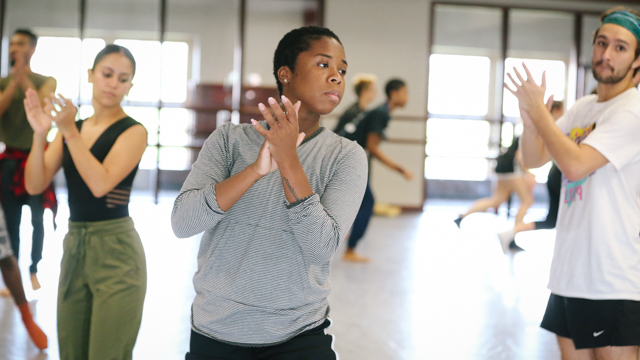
[{"x1": 63, "y1": 116, "x2": 142, "y2": 222}]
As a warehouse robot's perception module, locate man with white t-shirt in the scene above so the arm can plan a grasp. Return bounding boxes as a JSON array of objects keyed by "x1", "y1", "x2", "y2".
[{"x1": 505, "y1": 6, "x2": 640, "y2": 360}]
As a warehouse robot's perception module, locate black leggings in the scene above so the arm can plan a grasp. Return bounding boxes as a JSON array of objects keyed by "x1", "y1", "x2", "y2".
[
  {"x1": 347, "y1": 182, "x2": 374, "y2": 249},
  {"x1": 534, "y1": 164, "x2": 561, "y2": 230}
]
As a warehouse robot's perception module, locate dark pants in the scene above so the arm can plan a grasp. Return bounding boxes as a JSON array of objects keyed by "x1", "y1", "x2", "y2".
[
  {"x1": 347, "y1": 183, "x2": 374, "y2": 250},
  {"x1": 0, "y1": 158, "x2": 45, "y2": 273},
  {"x1": 186, "y1": 320, "x2": 337, "y2": 360}
]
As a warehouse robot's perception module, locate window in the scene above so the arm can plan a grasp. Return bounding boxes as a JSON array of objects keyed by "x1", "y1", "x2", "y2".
[
  {"x1": 428, "y1": 54, "x2": 490, "y2": 116},
  {"x1": 426, "y1": 119, "x2": 492, "y2": 181},
  {"x1": 425, "y1": 157, "x2": 490, "y2": 181},
  {"x1": 426, "y1": 119, "x2": 490, "y2": 158},
  {"x1": 114, "y1": 39, "x2": 188, "y2": 104},
  {"x1": 31, "y1": 37, "x2": 82, "y2": 99},
  {"x1": 426, "y1": 54, "x2": 493, "y2": 180}
]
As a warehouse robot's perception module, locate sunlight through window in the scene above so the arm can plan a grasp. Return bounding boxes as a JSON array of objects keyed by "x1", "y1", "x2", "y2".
[
  {"x1": 31, "y1": 37, "x2": 82, "y2": 100},
  {"x1": 428, "y1": 54, "x2": 490, "y2": 116},
  {"x1": 426, "y1": 119, "x2": 490, "y2": 158}
]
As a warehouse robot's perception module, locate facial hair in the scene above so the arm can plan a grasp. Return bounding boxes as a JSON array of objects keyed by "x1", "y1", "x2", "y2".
[{"x1": 592, "y1": 59, "x2": 634, "y2": 84}]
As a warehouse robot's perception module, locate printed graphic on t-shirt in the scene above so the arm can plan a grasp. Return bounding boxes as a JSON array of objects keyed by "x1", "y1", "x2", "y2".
[{"x1": 564, "y1": 123, "x2": 596, "y2": 207}]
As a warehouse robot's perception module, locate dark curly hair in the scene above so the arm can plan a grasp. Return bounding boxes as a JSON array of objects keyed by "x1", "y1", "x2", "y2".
[{"x1": 273, "y1": 26, "x2": 342, "y2": 96}]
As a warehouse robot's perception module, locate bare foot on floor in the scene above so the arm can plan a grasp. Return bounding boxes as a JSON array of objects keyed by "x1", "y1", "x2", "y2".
[
  {"x1": 343, "y1": 250, "x2": 371, "y2": 263},
  {"x1": 0, "y1": 288, "x2": 10, "y2": 297},
  {"x1": 30, "y1": 273, "x2": 41, "y2": 291}
]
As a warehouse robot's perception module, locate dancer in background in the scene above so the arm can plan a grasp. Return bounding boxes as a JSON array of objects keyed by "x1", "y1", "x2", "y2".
[
  {"x1": 0, "y1": 206, "x2": 47, "y2": 350},
  {"x1": 0, "y1": 28, "x2": 57, "y2": 294},
  {"x1": 454, "y1": 136, "x2": 535, "y2": 253},
  {"x1": 341, "y1": 79, "x2": 413, "y2": 262},
  {"x1": 24, "y1": 44, "x2": 147, "y2": 360},
  {"x1": 172, "y1": 26, "x2": 367, "y2": 359},
  {"x1": 334, "y1": 73, "x2": 377, "y2": 136},
  {"x1": 498, "y1": 101, "x2": 564, "y2": 246}
]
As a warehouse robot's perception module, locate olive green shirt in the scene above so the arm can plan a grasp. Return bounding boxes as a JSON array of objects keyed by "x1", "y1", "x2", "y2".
[{"x1": 0, "y1": 73, "x2": 51, "y2": 150}]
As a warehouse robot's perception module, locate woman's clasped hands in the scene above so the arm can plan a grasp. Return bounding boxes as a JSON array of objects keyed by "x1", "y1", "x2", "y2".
[{"x1": 251, "y1": 95, "x2": 305, "y2": 176}]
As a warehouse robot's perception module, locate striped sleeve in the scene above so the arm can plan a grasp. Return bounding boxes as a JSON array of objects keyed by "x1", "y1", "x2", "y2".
[
  {"x1": 286, "y1": 142, "x2": 368, "y2": 264},
  {"x1": 171, "y1": 125, "x2": 232, "y2": 238}
]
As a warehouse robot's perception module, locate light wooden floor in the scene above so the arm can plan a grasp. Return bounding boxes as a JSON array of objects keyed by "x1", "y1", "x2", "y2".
[{"x1": 0, "y1": 195, "x2": 563, "y2": 360}]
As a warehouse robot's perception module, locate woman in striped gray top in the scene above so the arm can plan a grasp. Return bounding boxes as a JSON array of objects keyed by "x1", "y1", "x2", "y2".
[{"x1": 172, "y1": 26, "x2": 367, "y2": 359}]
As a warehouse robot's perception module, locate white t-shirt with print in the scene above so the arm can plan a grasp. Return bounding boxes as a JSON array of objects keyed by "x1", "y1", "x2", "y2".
[{"x1": 549, "y1": 87, "x2": 640, "y2": 300}]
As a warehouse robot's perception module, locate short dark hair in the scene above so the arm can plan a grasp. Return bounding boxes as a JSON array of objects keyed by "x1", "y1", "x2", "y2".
[
  {"x1": 551, "y1": 101, "x2": 563, "y2": 111},
  {"x1": 273, "y1": 26, "x2": 342, "y2": 96},
  {"x1": 592, "y1": 6, "x2": 640, "y2": 76},
  {"x1": 13, "y1": 28, "x2": 37, "y2": 47},
  {"x1": 92, "y1": 44, "x2": 136, "y2": 77},
  {"x1": 385, "y1": 79, "x2": 406, "y2": 99}
]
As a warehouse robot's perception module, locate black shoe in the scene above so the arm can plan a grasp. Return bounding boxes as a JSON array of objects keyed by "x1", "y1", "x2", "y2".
[
  {"x1": 453, "y1": 217, "x2": 462, "y2": 228},
  {"x1": 509, "y1": 240, "x2": 525, "y2": 252}
]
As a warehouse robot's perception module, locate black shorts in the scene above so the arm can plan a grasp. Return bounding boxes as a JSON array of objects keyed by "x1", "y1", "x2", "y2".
[
  {"x1": 541, "y1": 293, "x2": 640, "y2": 349},
  {"x1": 185, "y1": 319, "x2": 337, "y2": 360}
]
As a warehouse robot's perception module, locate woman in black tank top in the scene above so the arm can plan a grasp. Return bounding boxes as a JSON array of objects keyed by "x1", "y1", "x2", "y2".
[{"x1": 23, "y1": 44, "x2": 147, "y2": 360}]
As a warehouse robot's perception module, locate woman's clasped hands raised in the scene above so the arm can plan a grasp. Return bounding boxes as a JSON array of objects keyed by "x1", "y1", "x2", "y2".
[{"x1": 251, "y1": 95, "x2": 305, "y2": 176}]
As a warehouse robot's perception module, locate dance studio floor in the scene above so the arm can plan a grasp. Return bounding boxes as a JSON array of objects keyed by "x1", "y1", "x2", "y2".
[{"x1": 0, "y1": 195, "x2": 561, "y2": 360}]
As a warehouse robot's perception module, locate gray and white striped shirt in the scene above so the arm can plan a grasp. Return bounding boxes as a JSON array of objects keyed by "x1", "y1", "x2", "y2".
[{"x1": 172, "y1": 122, "x2": 367, "y2": 346}]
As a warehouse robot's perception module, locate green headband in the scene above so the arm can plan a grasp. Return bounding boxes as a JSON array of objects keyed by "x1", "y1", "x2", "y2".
[{"x1": 602, "y1": 11, "x2": 640, "y2": 45}]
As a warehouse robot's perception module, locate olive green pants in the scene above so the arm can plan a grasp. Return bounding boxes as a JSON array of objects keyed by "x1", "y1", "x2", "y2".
[{"x1": 57, "y1": 217, "x2": 147, "y2": 360}]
